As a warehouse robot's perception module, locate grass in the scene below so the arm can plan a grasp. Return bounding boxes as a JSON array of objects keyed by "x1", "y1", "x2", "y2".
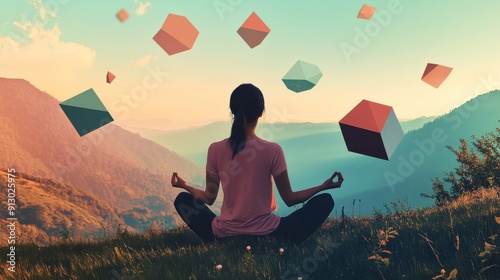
[{"x1": 1, "y1": 188, "x2": 500, "y2": 280}]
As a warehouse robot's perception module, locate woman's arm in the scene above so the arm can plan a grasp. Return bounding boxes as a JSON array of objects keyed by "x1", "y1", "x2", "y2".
[
  {"x1": 274, "y1": 170, "x2": 343, "y2": 207},
  {"x1": 171, "y1": 172, "x2": 220, "y2": 205}
]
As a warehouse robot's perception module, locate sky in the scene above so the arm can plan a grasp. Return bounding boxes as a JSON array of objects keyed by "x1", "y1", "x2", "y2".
[{"x1": 1, "y1": 0, "x2": 500, "y2": 128}]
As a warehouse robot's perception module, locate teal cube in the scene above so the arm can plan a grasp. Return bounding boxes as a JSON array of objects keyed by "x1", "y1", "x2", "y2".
[
  {"x1": 282, "y1": 60, "x2": 323, "y2": 93},
  {"x1": 60, "y1": 88, "x2": 114, "y2": 137}
]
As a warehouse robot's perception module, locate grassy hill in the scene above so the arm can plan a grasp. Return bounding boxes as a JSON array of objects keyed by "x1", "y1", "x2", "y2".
[
  {"x1": 0, "y1": 170, "x2": 122, "y2": 246},
  {"x1": 2, "y1": 188, "x2": 499, "y2": 279},
  {"x1": 0, "y1": 77, "x2": 215, "y2": 233}
]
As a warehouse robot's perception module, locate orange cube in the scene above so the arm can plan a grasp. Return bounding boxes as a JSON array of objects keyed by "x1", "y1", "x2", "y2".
[
  {"x1": 357, "y1": 4, "x2": 376, "y2": 20},
  {"x1": 116, "y1": 9, "x2": 129, "y2": 23},
  {"x1": 421, "y1": 63, "x2": 453, "y2": 88},
  {"x1": 237, "y1": 12, "x2": 271, "y2": 48},
  {"x1": 339, "y1": 100, "x2": 404, "y2": 160},
  {"x1": 153, "y1": 14, "x2": 199, "y2": 55}
]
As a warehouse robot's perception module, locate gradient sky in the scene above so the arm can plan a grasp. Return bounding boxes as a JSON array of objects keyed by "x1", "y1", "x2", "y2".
[{"x1": 1, "y1": 0, "x2": 500, "y2": 127}]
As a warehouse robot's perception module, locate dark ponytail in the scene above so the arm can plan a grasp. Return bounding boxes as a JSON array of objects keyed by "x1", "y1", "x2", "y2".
[
  {"x1": 230, "y1": 108, "x2": 247, "y2": 159},
  {"x1": 228, "y1": 84, "x2": 265, "y2": 159}
]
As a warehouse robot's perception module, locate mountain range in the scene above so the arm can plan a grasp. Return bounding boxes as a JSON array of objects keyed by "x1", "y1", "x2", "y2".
[
  {"x1": 0, "y1": 77, "x2": 221, "y2": 243},
  {"x1": 135, "y1": 92, "x2": 499, "y2": 216},
  {"x1": 0, "y1": 169, "x2": 120, "y2": 244},
  {"x1": 1, "y1": 76, "x2": 497, "y2": 242},
  {"x1": 136, "y1": 117, "x2": 436, "y2": 167},
  {"x1": 332, "y1": 91, "x2": 499, "y2": 215}
]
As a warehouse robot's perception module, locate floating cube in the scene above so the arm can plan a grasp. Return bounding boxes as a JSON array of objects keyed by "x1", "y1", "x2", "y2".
[
  {"x1": 237, "y1": 12, "x2": 270, "y2": 48},
  {"x1": 282, "y1": 60, "x2": 323, "y2": 93},
  {"x1": 357, "y1": 4, "x2": 376, "y2": 20},
  {"x1": 339, "y1": 100, "x2": 404, "y2": 160},
  {"x1": 153, "y1": 14, "x2": 199, "y2": 55},
  {"x1": 60, "y1": 89, "x2": 114, "y2": 137},
  {"x1": 421, "y1": 63, "x2": 453, "y2": 88},
  {"x1": 116, "y1": 9, "x2": 129, "y2": 23},
  {"x1": 106, "y1": 71, "x2": 115, "y2": 84}
]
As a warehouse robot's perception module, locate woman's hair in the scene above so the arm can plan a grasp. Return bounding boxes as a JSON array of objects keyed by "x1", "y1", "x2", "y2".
[{"x1": 228, "y1": 83, "x2": 265, "y2": 159}]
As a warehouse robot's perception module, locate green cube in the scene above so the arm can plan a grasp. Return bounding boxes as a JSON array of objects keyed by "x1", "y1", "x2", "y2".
[{"x1": 60, "y1": 88, "x2": 114, "y2": 137}]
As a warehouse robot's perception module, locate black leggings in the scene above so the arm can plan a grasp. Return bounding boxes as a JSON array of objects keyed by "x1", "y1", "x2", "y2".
[{"x1": 173, "y1": 192, "x2": 334, "y2": 244}]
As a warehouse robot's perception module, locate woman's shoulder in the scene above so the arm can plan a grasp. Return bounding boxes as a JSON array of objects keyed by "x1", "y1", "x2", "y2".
[
  {"x1": 252, "y1": 137, "x2": 283, "y2": 150},
  {"x1": 209, "y1": 138, "x2": 230, "y2": 149},
  {"x1": 212, "y1": 138, "x2": 229, "y2": 144}
]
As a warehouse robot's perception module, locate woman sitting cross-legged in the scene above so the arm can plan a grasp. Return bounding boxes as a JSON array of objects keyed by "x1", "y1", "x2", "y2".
[{"x1": 172, "y1": 83, "x2": 344, "y2": 244}]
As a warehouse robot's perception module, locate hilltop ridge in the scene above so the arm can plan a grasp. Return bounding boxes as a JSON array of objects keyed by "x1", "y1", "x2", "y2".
[{"x1": 0, "y1": 77, "x2": 219, "y2": 238}]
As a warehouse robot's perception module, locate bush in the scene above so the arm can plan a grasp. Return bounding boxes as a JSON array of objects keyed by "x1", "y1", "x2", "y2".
[{"x1": 423, "y1": 127, "x2": 500, "y2": 206}]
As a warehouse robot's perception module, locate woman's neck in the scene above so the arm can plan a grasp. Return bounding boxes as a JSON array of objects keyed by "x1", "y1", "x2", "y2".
[{"x1": 246, "y1": 122, "x2": 257, "y2": 139}]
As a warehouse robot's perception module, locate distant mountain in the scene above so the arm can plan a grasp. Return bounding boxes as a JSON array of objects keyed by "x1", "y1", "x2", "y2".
[
  {"x1": 399, "y1": 116, "x2": 438, "y2": 131},
  {"x1": 0, "y1": 78, "x2": 217, "y2": 236},
  {"x1": 115, "y1": 118, "x2": 210, "y2": 132},
  {"x1": 331, "y1": 91, "x2": 500, "y2": 215},
  {"x1": 275, "y1": 92, "x2": 498, "y2": 215},
  {"x1": 138, "y1": 91, "x2": 498, "y2": 216},
  {"x1": 141, "y1": 117, "x2": 436, "y2": 167}
]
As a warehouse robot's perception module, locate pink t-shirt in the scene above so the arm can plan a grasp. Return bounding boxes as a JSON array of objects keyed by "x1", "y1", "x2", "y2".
[{"x1": 207, "y1": 137, "x2": 287, "y2": 237}]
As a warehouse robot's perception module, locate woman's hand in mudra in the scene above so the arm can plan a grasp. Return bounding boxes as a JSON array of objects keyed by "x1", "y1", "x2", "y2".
[
  {"x1": 322, "y1": 172, "x2": 344, "y2": 190},
  {"x1": 171, "y1": 172, "x2": 189, "y2": 189}
]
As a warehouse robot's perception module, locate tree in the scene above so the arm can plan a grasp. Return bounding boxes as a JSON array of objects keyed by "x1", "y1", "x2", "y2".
[
  {"x1": 445, "y1": 127, "x2": 500, "y2": 197},
  {"x1": 472, "y1": 127, "x2": 500, "y2": 187},
  {"x1": 423, "y1": 127, "x2": 500, "y2": 205},
  {"x1": 421, "y1": 177, "x2": 451, "y2": 207}
]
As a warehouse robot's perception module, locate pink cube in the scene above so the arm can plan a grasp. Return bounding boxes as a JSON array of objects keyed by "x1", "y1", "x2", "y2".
[
  {"x1": 153, "y1": 14, "x2": 199, "y2": 55},
  {"x1": 421, "y1": 63, "x2": 453, "y2": 88},
  {"x1": 116, "y1": 9, "x2": 129, "y2": 23},
  {"x1": 339, "y1": 100, "x2": 404, "y2": 160},
  {"x1": 357, "y1": 4, "x2": 376, "y2": 20},
  {"x1": 237, "y1": 12, "x2": 270, "y2": 48}
]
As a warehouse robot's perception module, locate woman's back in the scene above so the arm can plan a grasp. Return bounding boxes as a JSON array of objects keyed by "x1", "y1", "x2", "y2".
[
  {"x1": 207, "y1": 137, "x2": 286, "y2": 237},
  {"x1": 172, "y1": 83, "x2": 341, "y2": 243}
]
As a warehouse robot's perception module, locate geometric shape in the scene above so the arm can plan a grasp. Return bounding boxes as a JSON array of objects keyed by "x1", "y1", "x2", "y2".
[
  {"x1": 339, "y1": 100, "x2": 404, "y2": 160},
  {"x1": 282, "y1": 60, "x2": 323, "y2": 93},
  {"x1": 366, "y1": 100, "x2": 392, "y2": 132},
  {"x1": 282, "y1": 80, "x2": 316, "y2": 93},
  {"x1": 116, "y1": 9, "x2": 129, "y2": 23},
  {"x1": 340, "y1": 100, "x2": 382, "y2": 132},
  {"x1": 60, "y1": 106, "x2": 114, "y2": 137},
  {"x1": 357, "y1": 4, "x2": 376, "y2": 20},
  {"x1": 153, "y1": 14, "x2": 199, "y2": 55},
  {"x1": 60, "y1": 89, "x2": 108, "y2": 112},
  {"x1": 106, "y1": 71, "x2": 116, "y2": 84},
  {"x1": 59, "y1": 88, "x2": 114, "y2": 137},
  {"x1": 421, "y1": 63, "x2": 453, "y2": 89},
  {"x1": 422, "y1": 63, "x2": 438, "y2": 78},
  {"x1": 237, "y1": 12, "x2": 270, "y2": 48},
  {"x1": 339, "y1": 124, "x2": 387, "y2": 159},
  {"x1": 380, "y1": 110, "x2": 404, "y2": 159}
]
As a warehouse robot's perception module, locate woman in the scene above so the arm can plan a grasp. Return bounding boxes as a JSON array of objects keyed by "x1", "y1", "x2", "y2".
[{"x1": 172, "y1": 83, "x2": 343, "y2": 244}]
